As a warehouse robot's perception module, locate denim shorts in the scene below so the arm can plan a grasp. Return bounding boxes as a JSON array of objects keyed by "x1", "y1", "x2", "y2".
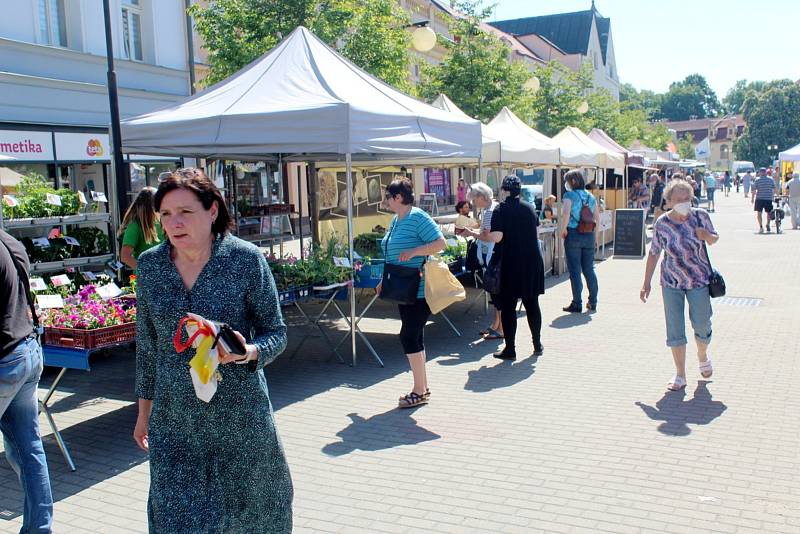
[{"x1": 661, "y1": 286, "x2": 713, "y2": 347}]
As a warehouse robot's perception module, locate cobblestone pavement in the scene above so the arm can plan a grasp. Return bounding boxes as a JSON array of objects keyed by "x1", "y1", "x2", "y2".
[{"x1": 2, "y1": 192, "x2": 799, "y2": 534}]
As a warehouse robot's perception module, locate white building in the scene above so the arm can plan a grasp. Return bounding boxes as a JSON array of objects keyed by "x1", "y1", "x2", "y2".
[{"x1": 0, "y1": 0, "x2": 191, "y2": 194}]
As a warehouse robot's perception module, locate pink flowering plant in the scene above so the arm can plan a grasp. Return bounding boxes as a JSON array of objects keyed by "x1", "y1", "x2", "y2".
[{"x1": 40, "y1": 285, "x2": 136, "y2": 329}]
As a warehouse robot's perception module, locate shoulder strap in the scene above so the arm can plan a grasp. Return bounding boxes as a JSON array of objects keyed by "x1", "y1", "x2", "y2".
[
  {"x1": 693, "y1": 211, "x2": 714, "y2": 270},
  {"x1": 0, "y1": 237, "x2": 39, "y2": 329}
]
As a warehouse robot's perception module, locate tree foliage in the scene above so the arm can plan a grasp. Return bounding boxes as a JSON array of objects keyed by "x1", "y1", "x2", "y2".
[
  {"x1": 619, "y1": 83, "x2": 663, "y2": 120},
  {"x1": 417, "y1": 0, "x2": 534, "y2": 122},
  {"x1": 189, "y1": 0, "x2": 411, "y2": 91},
  {"x1": 660, "y1": 74, "x2": 721, "y2": 121},
  {"x1": 735, "y1": 83, "x2": 800, "y2": 167},
  {"x1": 677, "y1": 133, "x2": 695, "y2": 160},
  {"x1": 723, "y1": 79, "x2": 796, "y2": 115}
]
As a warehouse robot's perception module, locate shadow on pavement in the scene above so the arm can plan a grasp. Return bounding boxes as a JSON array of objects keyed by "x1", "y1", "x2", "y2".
[
  {"x1": 321, "y1": 410, "x2": 441, "y2": 456},
  {"x1": 635, "y1": 381, "x2": 727, "y2": 436},
  {"x1": 464, "y1": 354, "x2": 539, "y2": 393},
  {"x1": 549, "y1": 312, "x2": 593, "y2": 329}
]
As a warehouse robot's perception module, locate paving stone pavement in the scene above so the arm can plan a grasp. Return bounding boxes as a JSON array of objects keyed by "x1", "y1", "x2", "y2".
[{"x1": 2, "y1": 192, "x2": 799, "y2": 534}]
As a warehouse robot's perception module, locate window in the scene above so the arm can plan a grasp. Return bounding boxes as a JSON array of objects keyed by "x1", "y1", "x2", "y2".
[
  {"x1": 720, "y1": 145, "x2": 729, "y2": 158},
  {"x1": 122, "y1": 0, "x2": 143, "y2": 61},
  {"x1": 38, "y1": 0, "x2": 67, "y2": 47}
]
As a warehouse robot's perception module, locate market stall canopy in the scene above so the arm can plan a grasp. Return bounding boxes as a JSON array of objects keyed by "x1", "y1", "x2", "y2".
[
  {"x1": 779, "y1": 142, "x2": 800, "y2": 162},
  {"x1": 588, "y1": 128, "x2": 644, "y2": 167},
  {"x1": 120, "y1": 27, "x2": 482, "y2": 161},
  {"x1": 482, "y1": 107, "x2": 560, "y2": 166},
  {"x1": 552, "y1": 127, "x2": 625, "y2": 170}
]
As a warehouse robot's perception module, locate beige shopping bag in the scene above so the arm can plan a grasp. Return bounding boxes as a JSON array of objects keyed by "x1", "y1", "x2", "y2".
[{"x1": 424, "y1": 257, "x2": 466, "y2": 314}]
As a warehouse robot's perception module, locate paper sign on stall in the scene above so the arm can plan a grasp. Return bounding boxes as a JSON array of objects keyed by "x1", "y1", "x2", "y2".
[
  {"x1": 91, "y1": 191, "x2": 108, "y2": 202},
  {"x1": 107, "y1": 260, "x2": 124, "y2": 270},
  {"x1": 50, "y1": 274, "x2": 71, "y2": 287},
  {"x1": 83, "y1": 271, "x2": 97, "y2": 281},
  {"x1": 29, "y1": 278, "x2": 47, "y2": 291},
  {"x1": 333, "y1": 257, "x2": 352, "y2": 268},
  {"x1": 45, "y1": 193, "x2": 62, "y2": 206},
  {"x1": 2, "y1": 195, "x2": 18, "y2": 207},
  {"x1": 31, "y1": 237, "x2": 50, "y2": 248},
  {"x1": 64, "y1": 236, "x2": 80, "y2": 246},
  {"x1": 77, "y1": 191, "x2": 87, "y2": 204},
  {"x1": 96, "y1": 282, "x2": 122, "y2": 300},
  {"x1": 37, "y1": 294, "x2": 64, "y2": 309},
  {"x1": 446, "y1": 238, "x2": 459, "y2": 247}
]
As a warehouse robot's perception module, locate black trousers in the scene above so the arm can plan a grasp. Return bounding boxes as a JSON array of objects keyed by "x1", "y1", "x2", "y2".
[
  {"x1": 499, "y1": 295, "x2": 542, "y2": 351},
  {"x1": 397, "y1": 299, "x2": 431, "y2": 354}
]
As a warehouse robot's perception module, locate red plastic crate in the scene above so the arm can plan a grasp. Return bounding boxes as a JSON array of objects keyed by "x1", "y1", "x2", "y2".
[{"x1": 43, "y1": 322, "x2": 136, "y2": 350}]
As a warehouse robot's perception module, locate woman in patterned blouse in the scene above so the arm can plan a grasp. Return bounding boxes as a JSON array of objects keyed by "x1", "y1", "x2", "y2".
[
  {"x1": 640, "y1": 177, "x2": 719, "y2": 392},
  {"x1": 133, "y1": 168, "x2": 293, "y2": 533}
]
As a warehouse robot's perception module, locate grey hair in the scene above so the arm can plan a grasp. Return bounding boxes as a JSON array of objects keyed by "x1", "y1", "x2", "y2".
[
  {"x1": 663, "y1": 179, "x2": 694, "y2": 203},
  {"x1": 466, "y1": 182, "x2": 493, "y2": 202}
]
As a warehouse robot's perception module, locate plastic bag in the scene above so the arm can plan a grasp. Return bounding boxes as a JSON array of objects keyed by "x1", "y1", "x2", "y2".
[{"x1": 173, "y1": 313, "x2": 221, "y2": 403}]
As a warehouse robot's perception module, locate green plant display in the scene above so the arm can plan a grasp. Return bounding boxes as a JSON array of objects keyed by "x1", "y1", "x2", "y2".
[
  {"x1": 353, "y1": 231, "x2": 385, "y2": 260},
  {"x1": 1, "y1": 174, "x2": 82, "y2": 219},
  {"x1": 70, "y1": 227, "x2": 110, "y2": 256},
  {"x1": 440, "y1": 234, "x2": 467, "y2": 265}
]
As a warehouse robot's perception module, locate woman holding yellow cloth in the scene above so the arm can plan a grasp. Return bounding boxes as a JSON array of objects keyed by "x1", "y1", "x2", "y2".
[{"x1": 132, "y1": 169, "x2": 292, "y2": 533}]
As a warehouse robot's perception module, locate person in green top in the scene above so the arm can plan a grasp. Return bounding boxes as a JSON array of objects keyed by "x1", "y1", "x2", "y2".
[{"x1": 119, "y1": 187, "x2": 164, "y2": 270}]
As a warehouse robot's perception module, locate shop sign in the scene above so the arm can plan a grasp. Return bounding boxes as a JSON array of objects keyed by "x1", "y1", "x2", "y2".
[
  {"x1": 0, "y1": 130, "x2": 54, "y2": 161},
  {"x1": 54, "y1": 132, "x2": 111, "y2": 162}
]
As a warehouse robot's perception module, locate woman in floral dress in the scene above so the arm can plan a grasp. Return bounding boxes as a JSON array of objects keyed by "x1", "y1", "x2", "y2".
[{"x1": 133, "y1": 168, "x2": 292, "y2": 533}]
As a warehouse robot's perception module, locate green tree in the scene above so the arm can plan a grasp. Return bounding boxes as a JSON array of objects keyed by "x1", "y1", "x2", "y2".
[
  {"x1": 660, "y1": 74, "x2": 721, "y2": 120},
  {"x1": 619, "y1": 83, "x2": 663, "y2": 120},
  {"x1": 524, "y1": 61, "x2": 593, "y2": 136},
  {"x1": 677, "y1": 133, "x2": 695, "y2": 160},
  {"x1": 735, "y1": 83, "x2": 800, "y2": 167},
  {"x1": 189, "y1": 0, "x2": 411, "y2": 90},
  {"x1": 723, "y1": 78, "x2": 796, "y2": 114},
  {"x1": 418, "y1": 0, "x2": 533, "y2": 122}
]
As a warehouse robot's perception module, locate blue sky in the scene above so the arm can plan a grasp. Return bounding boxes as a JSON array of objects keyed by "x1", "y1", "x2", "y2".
[{"x1": 492, "y1": 0, "x2": 800, "y2": 99}]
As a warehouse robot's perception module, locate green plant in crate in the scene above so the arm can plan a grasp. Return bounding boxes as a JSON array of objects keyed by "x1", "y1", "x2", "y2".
[
  {"x1": 440, "y1": 234, "x2": 467, "y2": 264},
  {"x1": 353, "y1": 231, "x2": 385, "y2": 261},
  {"x1": 70, "y1": 227, "x2": 110, "y2": 256},
  {"x1": 6, "y1": 174, "x2": 82, "y2": 219}
]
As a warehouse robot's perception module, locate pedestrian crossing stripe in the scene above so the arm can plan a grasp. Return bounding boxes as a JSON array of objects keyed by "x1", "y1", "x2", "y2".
[{"x1": 712, "y1": 296, "x2": 763, "y2": 307}]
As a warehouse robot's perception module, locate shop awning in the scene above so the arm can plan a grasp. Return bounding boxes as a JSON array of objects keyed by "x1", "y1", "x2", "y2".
[
  {"x1": 120, "y1": 27, "x2": 482, "y2": 161},
  {"x1": 552, "y1": 127, "x2": 625, "y2": 170},
  {"x1": 779, "y1": 142, "x2": 800, "y2": 162}
]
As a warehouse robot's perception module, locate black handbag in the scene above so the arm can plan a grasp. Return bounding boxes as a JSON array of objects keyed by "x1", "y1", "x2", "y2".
[
  {"x1": 379, "y1": 220, "x2": 422, "y2": 305},
  {"x1": 465, "y1": 239, "x2": 481, "y2": 273},
  {"x1": 695, "y1": 213, "x2": 726, "y2": 298},
  {"x1": 482, "y1": 258, "x2": 502, "y2": 295}
]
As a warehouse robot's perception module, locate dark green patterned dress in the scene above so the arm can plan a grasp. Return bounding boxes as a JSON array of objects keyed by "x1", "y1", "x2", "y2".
[{"x1": 135, "y1": 234, "x2": 292, "y2": 533}]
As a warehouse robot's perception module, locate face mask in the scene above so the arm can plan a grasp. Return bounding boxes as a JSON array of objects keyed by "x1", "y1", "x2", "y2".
[
  {"x1": 564, "y1": 182, "x2": 572, "y2": 192},
  {"x1": 673, "y1": 202, "x2": 691, "y2": 215}
]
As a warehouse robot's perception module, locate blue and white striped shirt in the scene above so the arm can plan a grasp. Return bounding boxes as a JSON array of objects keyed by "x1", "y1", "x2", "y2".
[
  {"x1": 753, "y1": 176, "x2": 776, "y2": 200},
  {"x1": 382, "y1": 207, "x2": 443, "y2": 299}
]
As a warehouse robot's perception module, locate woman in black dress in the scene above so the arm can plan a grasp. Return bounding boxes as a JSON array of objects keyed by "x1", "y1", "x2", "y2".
[{"x1": 486, "y1": 176, "x2": 545, "y2": 360}]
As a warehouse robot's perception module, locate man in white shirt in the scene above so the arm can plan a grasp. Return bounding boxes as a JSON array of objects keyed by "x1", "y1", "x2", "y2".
[
  {"x1": 785, "y1": 172, "x2": 800, "y2": 230},
  {"x1": 743, "y1": 171, "x2": 753, "y2": 198}
]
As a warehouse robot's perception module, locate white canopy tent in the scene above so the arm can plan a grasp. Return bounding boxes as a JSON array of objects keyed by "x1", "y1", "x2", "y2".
[
  {"x1": 119, "y1": 26, "x2": 482, "y2": 365},
  {"x1": 779, "y1": 142, "x2": 800, "y2": 162},
  {"x1": 552, "y1": 127, "x2": 625, "y2": 171},
  {"x1": 483, "y1": 107, "x2": 561, "y2": 167}
]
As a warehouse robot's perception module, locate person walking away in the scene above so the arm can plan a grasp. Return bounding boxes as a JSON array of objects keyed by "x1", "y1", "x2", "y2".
[
  {"x1": 379, "y1": 178, "x2": 446, "y2": 408},
  {"x1": 723, "y1": 171, "x2": 732, "y2": 197},
  {"x1": 0, "y1": 229, "x2": 54, "y2": 534},
  {"x1": 118, "y1": 186, "x2": 164, "y2": 270},
  {"x1": 640, "y1": 179, "x2": 718, "y2": 391},
  {"x1": 651, "y1": 174, "x2": 666, "y2": 220},
  {"x1": 484, "y1": 176, "x2": 545, "y2": 359},
  {"x1": 704, "y1": 172, "x2": 717, "y2": 212},
  {"x1": 785, "y1": 172, "x2": 800, "y2": 230},
  {"x1": 133, "y1": 169, "x2": 293, "y2": 532},
  {"x1": 559, "y1": 170, "x2": 600, "y2": 313},
  {"x1": 456, "y1": 178, "x2": 467, "y2": 204},
  {"x1": 743, "y1": 170, "x2": 753, "y2": 198},
  {"x1": 734, "y1": 173, "x2": 740, "y2": 193},
  {"x1": 463, "y1": 183, "x2": 504, "y2": 341},
  {"x1": 752, "y1": 167, "x2": 776, "y2": 233}
]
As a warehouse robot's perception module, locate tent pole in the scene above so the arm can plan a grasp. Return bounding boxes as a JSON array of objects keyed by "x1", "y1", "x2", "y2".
[
  {"x1": 602, "y1": 168, "x2": 607, "y2": 259},
  {"x1": 297, "y1": 165, "x2": 304, "y2": 260},
  {"x1": 346, "y1": 153, "x2": 356, "y2": 365},
  {"x1": 555, "y1": 166, "x2": 563, "y2": 275}
]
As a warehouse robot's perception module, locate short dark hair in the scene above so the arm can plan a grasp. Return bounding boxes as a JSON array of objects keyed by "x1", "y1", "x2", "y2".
[
  {"x1": 455, "y1": 201, "x2": 470, "y2": 211},
  {"x1": 386, "y1": 177, "x2": 414, "y2": 205},
  {"x1": 564, "y1": 169, "x2": 586, "y2": 190},
  {"x1": 154, "y1": 167, "x2": 232, "y2": 236}
]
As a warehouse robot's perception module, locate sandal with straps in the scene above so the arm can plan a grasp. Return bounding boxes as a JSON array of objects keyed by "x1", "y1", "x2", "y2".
[
  {"x1": 667, "y1": 375, "x2": 687, "y2": 391},
  {"x1": 699, "y1": 359, "x2": 713, "y2": 379},
  {"x1": 398, "y1": 391, "x2": 428, "y2": 409}
]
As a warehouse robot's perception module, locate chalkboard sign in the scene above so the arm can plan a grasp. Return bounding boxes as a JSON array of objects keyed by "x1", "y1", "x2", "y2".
[{"x1": 613, "y1": 209, "x2": 646, "y2": 258}]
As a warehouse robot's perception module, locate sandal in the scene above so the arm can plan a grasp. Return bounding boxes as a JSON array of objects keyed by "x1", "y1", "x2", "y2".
[
  {"x1": 699, "y1": 359, "x2": 713, "y2": 379},
  {"x1": 398, "y1": 391, "x2": 428, "y2": 409},
  {"x1": 483, "y1": 328, "x2": 504, "y2": 340},
  {"x1": 667, "y1": 375, "x2": 687, "y2": 391}
]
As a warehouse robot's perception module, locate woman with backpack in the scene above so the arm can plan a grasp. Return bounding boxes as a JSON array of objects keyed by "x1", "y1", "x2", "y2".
[{"x1": 560, "y1": 170, "x2": 600, "y2": 313}]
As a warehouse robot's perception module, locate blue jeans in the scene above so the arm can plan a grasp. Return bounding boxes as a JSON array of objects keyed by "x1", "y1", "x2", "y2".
[
  {"x1": 0, "y1": 337, "x2": 53, "y2": 534},
  {"x1": 565, "y1": 228, "x2": 598, "y2": 306},
  {"x1": 661, "y1": 286, "x2": 713, "y2": 347}
]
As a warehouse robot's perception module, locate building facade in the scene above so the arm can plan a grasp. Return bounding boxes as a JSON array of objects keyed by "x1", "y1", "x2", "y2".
[
  {"x1": 0, "y1": 0, "x2": 191, "y2": 195},
  {"x1": 489, "y1": 3, "x2": 620, "y2": 99},
  {"x1": 665, "y1": 115, "x2": 746, "y2": 170}
]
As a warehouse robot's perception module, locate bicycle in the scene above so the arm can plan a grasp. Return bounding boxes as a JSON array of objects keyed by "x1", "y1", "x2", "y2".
[{"x1": 769, "y1": 196, "x2": 788, "y2": 234}]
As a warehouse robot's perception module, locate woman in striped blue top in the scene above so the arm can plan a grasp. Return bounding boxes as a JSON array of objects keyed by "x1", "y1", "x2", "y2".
[{"x1": 378, "y1": 178, "x2": 446, "y2": 408}]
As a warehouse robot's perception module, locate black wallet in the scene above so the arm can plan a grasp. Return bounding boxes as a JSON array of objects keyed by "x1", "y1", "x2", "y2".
[{"x1": 212, "y1": 323, "x2": 247, "y2": 356}]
